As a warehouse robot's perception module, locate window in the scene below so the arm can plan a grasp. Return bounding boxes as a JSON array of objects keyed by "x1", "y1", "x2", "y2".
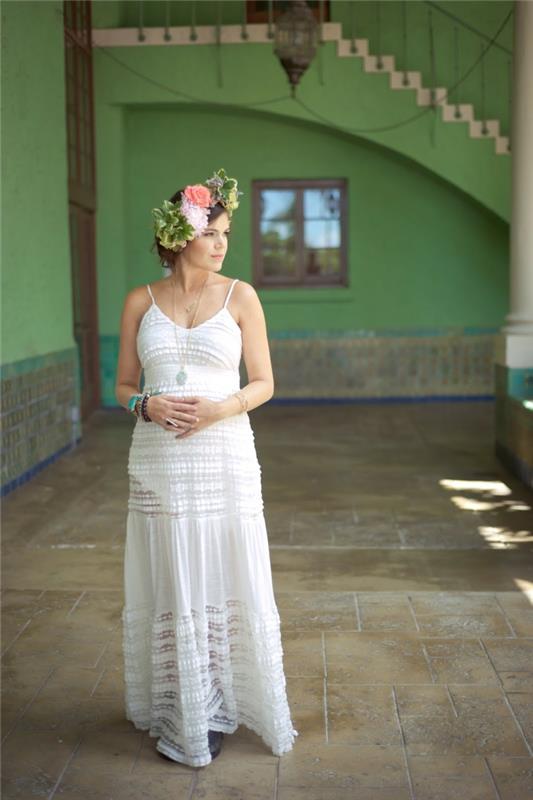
[{"x1": 252, "y1": 179, "x2": 348, "y2": 287}]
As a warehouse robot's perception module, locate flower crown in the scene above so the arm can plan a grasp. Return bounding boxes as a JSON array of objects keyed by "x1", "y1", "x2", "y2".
[{"x1": 152, "y1": 168, "x2": 243, "y2": 253}]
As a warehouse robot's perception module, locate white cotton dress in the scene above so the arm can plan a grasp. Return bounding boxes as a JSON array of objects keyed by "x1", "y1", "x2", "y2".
[{"x1": 122, "y1": 278, "x2": 298, "y2": 767}]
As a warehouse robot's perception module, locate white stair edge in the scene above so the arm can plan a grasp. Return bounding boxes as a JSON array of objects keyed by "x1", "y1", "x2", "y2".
[
  {"x1": 390, "y1": 71, "x2": 422, "y2": 90},
  {"x1": 442, "y1": 103, "x2": 475, "y2": 123},
  {"x1": 470, "y1": 119, "x2": 501, "y2": 138},
  {"x1": 92, "y1": 23, "x2": 509, "y2": 155}
]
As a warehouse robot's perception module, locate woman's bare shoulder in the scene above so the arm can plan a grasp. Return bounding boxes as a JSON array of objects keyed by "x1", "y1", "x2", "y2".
[
  {"x1": 231, "y1": 280, "x2": 263, "y2": 322},
  {"x1": 233, "y1": 279, "x2": 259, "y2": 300},
  {"x1": 121, "y1": 283, "x2": 154, "y2": 318}
]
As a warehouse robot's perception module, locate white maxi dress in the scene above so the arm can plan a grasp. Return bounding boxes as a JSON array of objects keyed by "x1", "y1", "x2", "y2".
[{"x1": 122, "y1": 278, "x2": 299, "y2": 767}]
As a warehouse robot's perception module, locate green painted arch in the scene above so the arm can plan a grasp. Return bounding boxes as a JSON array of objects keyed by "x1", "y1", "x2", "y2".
[
  {"x1": 93, "y1": 36, "x2": 510, "y2": 224},
  {"x1": 143, "y1": 97, "x2": 508, "y2": 224},
  {"x1": 95, "y1": 100, "x2": 509, "y2": 337}
]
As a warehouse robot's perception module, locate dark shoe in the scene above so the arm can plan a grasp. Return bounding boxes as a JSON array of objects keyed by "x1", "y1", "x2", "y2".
[
  {"x1": 157, "y1": 749, "x2": 177, "y2": 762},
  {"x1": 208, "y1": 729, "x2": 224, "y2": 760}
]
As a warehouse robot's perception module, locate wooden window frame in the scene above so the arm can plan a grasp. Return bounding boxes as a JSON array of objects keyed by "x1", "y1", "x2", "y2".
[
  {"x1": 252, "y1": 178, "x2": 348, "y2": 288},
  {"x1": 246, "y1": 1, "x2": 330, "y2": 25}
]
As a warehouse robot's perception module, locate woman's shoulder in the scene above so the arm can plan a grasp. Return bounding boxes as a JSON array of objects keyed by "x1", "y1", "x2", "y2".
[
  {"x1": 126, "y1": 282, "x2": 153, "y2": 304},
  {"x1": 232, "y1": 278, "x2": 257, "y2": 299},
  {"x1": 121, "y1": 284, "x2": 154, "y2": 322}
]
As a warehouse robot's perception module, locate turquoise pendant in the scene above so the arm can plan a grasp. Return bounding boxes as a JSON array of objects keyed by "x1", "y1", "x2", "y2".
[{"x1": 176, "y1": 369, "x2": 187, "y2": 385}]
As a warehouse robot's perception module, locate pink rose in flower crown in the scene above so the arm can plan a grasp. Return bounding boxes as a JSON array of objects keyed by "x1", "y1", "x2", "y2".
[{"x1": 183, "y1": 184, "x2": 212, "y2": 208}]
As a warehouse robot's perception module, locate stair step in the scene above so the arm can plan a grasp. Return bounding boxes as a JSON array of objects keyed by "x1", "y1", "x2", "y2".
[
  {"x1": 416, "y1": 87, "x2": 448, "y2": 107},
  {"x1": 390, "y1": 70, "x2": 422, "y2": 90},
  {"x1": 335, "y1": 32, "x2": 508, "y2": 155},
  {"x1": 469, "y1": 119, "x2": 501, "y2": 138},
  {"x1": 364, "y1": 53, "x2": 396, "y2": 73},
  {"x1": 337, "y1": 38, "x2": 369, "y2": 57},
  {"x1": 441, "y1": 103, "x2": 475, "y2": 123},
  {"x1": 495, "y1": 136, "x2": 510, "y2": 154},
  {"x1": 93, "y1": 26, "x2": 508, "y2": 154}
]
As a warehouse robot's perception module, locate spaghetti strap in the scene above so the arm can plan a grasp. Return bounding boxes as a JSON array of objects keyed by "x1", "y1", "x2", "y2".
[
  {"x1": 223, "y1": 278, "x2": 239, "y2": 309},
  {"x1": 146, "y1": 284, "x2": 155, "y2": 304}
]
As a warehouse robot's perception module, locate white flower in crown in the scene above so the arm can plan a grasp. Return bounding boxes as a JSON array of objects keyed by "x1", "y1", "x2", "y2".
[{"x1": 180, "y1": 196, "x2": 210, "y2": 238}]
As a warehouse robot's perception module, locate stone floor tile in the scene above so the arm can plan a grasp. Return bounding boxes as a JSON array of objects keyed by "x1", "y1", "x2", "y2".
[
  {"x1": 58, "y1": 717, "x2": 142, "y2": 777},
  {"x1": 35, "y1": 664, "x2": 103, "y2": 696},
  {"x1": 325, "y1": 632, "x2": 433, "y2": 683},
  {"x1": 414, "y1": 612, "x2": 514, "y2": 638},
  {"x1": 277, "y1": 789, "x2": 411, "y2": 800},
  {"x1": 2, "y1": 403, "x2": 532, "y2": 799},
  {"x1": 395, "y1": 684, "x2": 453, "y2": 716},
  {"x1": 1, "y1": 588, "x2": 44, "y2": 617},
  {"x1": 397, "y1": 685, "x2": 530, "y2": 757},
  {"x1": 281, "y1": 631, "x2": 325, "y2": 678},
  {"x1": 1, "y1": 729, "x2": 81, "y2": 798},
  {"x1": 332, "y1": 525, "x2": 402, "y2": 548},
  {"x1": 12, "y1": 693, "x2": 123, "y2": 736},
  {"x1": 288, "y1": 706, "x2": 327, "y2": 743},
  {"x1": 286, "y1": 676, "x2": 324, "y2": 709},
  {"x1": 97, "y1": 635, "x2": 125, "y2": 671},
  {"x1": 278, "y1": 743, "x2": 409, "y2": 790},
  {"x1": 357, "y1": 595, "x2": 417, "y2": 632},
  {"x1": 421, "y1": 638, "x2": 499, "y2": 684},
  {"x1": 486, "y1": 756, "x2": 533, "y2": 800},
  {"x1": 326, "y1": 684, "x2": 402, "y2": 746},
  {"x1": 192, "y1": 762, "x2": 277, "y2": 799},
  {"x1": 1, "y1": 547, "x2": 123, "y2": 591},
  {"x1": 277, "y1": 591, "x2": 358, "y2": 631},
  {"x1": 91, "y1": 665, "x2": 125, "y2": 697},
  {"x1": 498, "y1": 670, "x2": 533, "y2": 691},
  {"x1": 1, "y1": 661, "x2": 53, "y2": 698},
  {"x1": 494, "y1": 593, "x2": 533, "y2": 636},
  {"x1": 57, "y1": 770, "x2": 194, "y2": 800},
  {"x1": 505, "y1": 691, "x2": 533, "y2": 751},
  {"x1": 67, "y1": 590, "x2": 123, "y2": 628},
  {"x1": 399, "y1": 527, "x2": 492, "y2": 550},
  {"x1": 481, "y1": 638, "x2": 533, "y2": 672},
  {"x1": 270, "y1": 549, "x2": 533, "y2": 592},
  {"x1": 408, "y1": 592, "x2": 503, "y2": 615},
  {"x1": 407, "y1": 754, "x2": 497, "y2": 800}
]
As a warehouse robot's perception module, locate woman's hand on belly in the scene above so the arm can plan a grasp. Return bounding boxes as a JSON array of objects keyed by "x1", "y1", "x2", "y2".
[{"x1": 174, "y1": 396, "x2": 221, "y2": 439}]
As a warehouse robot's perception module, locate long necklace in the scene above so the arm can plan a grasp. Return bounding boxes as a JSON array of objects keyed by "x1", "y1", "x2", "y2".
[{"x1": 173, "y1": 274, "x2": 209, "y2": 385}]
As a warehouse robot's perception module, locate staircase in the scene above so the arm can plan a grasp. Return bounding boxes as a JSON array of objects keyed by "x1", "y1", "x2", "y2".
[
  {"x1": 92, "y1": 20, "x2": 510, "y2": 156},
  {"x1": 336, "y1": 35, "x2": 509, "y2": 156}
]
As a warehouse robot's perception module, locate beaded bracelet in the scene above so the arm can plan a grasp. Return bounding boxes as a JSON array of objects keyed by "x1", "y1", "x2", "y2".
[
  {"x1": 140, "y1": 392, "x2": 152, "y2": 422},
  {"x1": 233, "y1": 390, "x2": 249, "y2": 413},
  {"x1": 128, "y1": 393, "x2": 143, "y2": 414}
]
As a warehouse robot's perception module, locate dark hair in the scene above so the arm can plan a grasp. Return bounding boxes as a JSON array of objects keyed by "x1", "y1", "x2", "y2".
[{"x1": 151, "y1": 187, "x2": 229, "y2": 270}]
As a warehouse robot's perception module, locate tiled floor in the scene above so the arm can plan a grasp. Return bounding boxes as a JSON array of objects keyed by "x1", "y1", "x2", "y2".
[{"x1": 2, "y1": 401, "x2": 533, "y2": 799}]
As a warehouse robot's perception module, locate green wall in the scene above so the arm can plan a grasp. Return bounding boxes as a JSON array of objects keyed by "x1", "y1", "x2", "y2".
[
  {"x1": 1, "y1": 0, "x2": 73, "y2": 365},
  {"x1": 91, "y1": 9, "x2": 510, "y2": 224},
  {"x1": 0, "y1": 0, "x2": 511, "y2": 390},
  {"x1": 121, "y1": 104, "x2": 508, "y2": 332},
  {"x1": 332, "y1": 0, "x2": 513, "y2": 132},
  {"x1": 91, "y1": 2, "x2": 510, "y2": 405},
  {"x1": 92, "y1": 0, "x2": 513, "y2": 192}
]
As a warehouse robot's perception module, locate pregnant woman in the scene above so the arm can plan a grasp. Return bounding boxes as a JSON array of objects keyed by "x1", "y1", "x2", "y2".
[{"x1": 115, "y1": 169, "x2": 298, "y2": 767}]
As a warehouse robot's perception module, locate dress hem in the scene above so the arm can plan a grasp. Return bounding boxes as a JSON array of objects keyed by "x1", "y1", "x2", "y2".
[{"x1": 126, "y1": 713, "x2": 299, "y2": 768}]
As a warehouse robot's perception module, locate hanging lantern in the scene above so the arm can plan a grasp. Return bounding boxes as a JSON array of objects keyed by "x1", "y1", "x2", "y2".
[{"x1": 274, "y1": 0, "x2": 318, "y2": 97}]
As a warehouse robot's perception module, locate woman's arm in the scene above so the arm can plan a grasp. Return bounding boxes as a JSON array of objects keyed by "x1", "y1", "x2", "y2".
[
  {"x1": 215, "y1": 281, "x2": 274, "y2": 421},
  {"x1": 115, "y1": 288, "x2": 145, "y2": 410}
]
